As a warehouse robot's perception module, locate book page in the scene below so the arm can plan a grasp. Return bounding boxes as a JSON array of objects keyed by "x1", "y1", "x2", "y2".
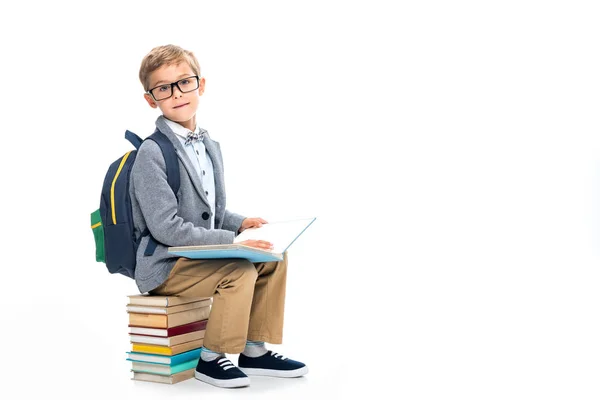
[{"x1": 233, "y1": 217, "x2": 316, "y2": 254}]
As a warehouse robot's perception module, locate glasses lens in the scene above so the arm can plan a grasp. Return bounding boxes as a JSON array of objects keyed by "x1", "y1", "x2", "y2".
[
  {"x1": 151, "y1": 84, "x2": 172, "y2": 101},
  {"x1": 176, "y1": 76, "x2": 199, "y2": 93}
]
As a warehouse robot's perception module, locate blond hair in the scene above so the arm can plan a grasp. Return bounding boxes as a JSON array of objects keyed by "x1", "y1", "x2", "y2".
[{"x1": 139, "y1": 44, "x2": 201, "y2": 91}]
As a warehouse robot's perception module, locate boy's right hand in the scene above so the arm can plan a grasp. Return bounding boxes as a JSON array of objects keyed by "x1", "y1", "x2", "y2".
[{"x1": 238, "y1": 240, "x2": 274, "y2": 250}]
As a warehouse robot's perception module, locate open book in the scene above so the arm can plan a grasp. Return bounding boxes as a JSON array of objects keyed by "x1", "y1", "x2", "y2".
[{"x1": 168, "y1": 217, "x2": 316, "y2": 262}]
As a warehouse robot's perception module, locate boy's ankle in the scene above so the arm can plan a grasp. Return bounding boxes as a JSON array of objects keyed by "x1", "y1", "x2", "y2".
[
  {"x1": 200, "y1": 346, "x2": 224, "y2": 362},
  {"x1": 242, "y1": 340, "x2": 268, "y2": 358}
]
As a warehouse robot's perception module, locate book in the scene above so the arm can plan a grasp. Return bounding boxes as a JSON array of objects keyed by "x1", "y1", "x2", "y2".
[
  {"x1": 129, "y1": 330, "x2": 205, "y2": 346},
  {"x1": 131, "y1": 358, "x2": 198, "y2": 376},
  {"x1": 128, "y1": 305, "x2": 211, "y2": 328},
  {"x1": 126, "y1": 298, "x2": 212, "y2": 314},
  {"x1": 132, "y1": 339, "x2": 204, "y2": 356},
  {"x1": 168, "y1": 217, "x2": 316, "y2": 262},
  {"x1": 126, "y1": 348, "x2": 201, "y2": 365},
  {"x1": 128, "y1": 319, "x2": 208, "y2": 337},
  {"x1": 127, "y1": 294, "x2": 211, "y2": 307},
  {"x1": 132, "y1": 368, "x2": 194, "y2": 384}
]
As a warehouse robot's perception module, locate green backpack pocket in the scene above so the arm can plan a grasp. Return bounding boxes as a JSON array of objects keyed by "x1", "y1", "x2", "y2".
[{"x1": 91, "y1": 209, "x2": 105, "y2": 263}]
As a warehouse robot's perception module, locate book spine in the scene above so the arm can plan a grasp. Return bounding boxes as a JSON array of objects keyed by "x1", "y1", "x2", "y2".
[
  {"x1": 170, "y1": 348, "x2": 202, "y2": 364},
  {"x1": 132, "y1": 339, "x2": 204, "y2": 356},
  {"x1": 167, "y1": 319, "x2": 208, "y2": 336},
  {"x1": 166, "y1": 306, "x2": 211, "y2": 328},
  {"x1": 171, "y1": 358, "x2": 198, "y2": 374},
  {"x1": 127, "y1": 348, "x2": 202, "y2": 365},
  {"x1": 132, "y1": 343, "x2": 173, "y2": 356},
  {"x1": 128, "y1": 326, "x2": 168, "y2": 336},
  {"x1": 128, "y1": 297, "x2": 168, "y2": 307},
  {"x1": 130, "y1": 331, "x2": 205, "y2": 346},
  {"x1": 129, "y1": 313, "x2": 168, "y2": 328},
  {"x1": 128, "y1": 319, "x2": 209, "y2": 337}
]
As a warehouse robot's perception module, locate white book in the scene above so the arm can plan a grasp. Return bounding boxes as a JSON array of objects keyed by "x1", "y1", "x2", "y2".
[
  {"x1": 131, "y1": 358, "x2": 197, "y2": 375},
  {"x1": 132, "y1": 369, "x2": 194, "y2": 384},
  {"x1": 129, "y1": 326, "x2": 172, "y2": 337},
  {"x1": 168, "y1": 217, "x2": 316, "y2": 262},
  {"x1": 126, "y1": 298, "x2": 212, "y2": 314},
  {"x1": 233, "y1": 217, "x2": 316, "y2": 254}
]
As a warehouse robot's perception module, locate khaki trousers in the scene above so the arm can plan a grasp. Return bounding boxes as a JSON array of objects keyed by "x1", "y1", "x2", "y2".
[{"x1": 149, "y1": 253, "x2": 288, "y2": 353}]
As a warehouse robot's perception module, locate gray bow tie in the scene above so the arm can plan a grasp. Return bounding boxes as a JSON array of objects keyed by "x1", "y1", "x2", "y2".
[{"x1": 185, "y1": 130, "x2": 204, "y2": 146}]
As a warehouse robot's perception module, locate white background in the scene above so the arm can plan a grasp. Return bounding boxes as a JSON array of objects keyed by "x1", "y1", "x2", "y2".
[{"x1": 1, "y1": 1, "x2": 600, "y2": 398}]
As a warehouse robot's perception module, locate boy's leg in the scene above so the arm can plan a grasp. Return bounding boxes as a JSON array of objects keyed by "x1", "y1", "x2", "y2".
[
  {"x1": 150, "y1": 257, "x2": 257, "y2": 354},
  {"x1": 247, "y1": 252, "x2": 288, "y2": 343},
  {"x1": 240, "y1": 252, "x2": 308, "y2": 377}
]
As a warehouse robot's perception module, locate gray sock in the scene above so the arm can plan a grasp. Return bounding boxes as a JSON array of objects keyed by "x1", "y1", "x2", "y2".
[
  {"x1": 200, "y1": 346, "x2": 224, "y2": 362},
  {"x1": 242, "y1": 340, "x2": 268, "y2": 358}
]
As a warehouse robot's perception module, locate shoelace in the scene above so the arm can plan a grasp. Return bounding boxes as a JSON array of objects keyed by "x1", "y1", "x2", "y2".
[
  {"x1": 217, "y1": 358, "x2": 236, "y2": 371},
  {"x1": 271, "y1": 352, "x2": 288, "y2": 360}
]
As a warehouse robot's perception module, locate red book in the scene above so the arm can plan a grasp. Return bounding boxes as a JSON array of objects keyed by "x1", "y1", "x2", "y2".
[{"x1": 129, "y1": 319, "x2": 208, "y2": 337}]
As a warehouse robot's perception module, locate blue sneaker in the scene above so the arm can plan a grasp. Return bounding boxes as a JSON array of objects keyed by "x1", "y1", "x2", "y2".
[
  {"x1": 238, "y1": 351, "x2": 308, "y2": 378},
  {"x1": 195, "y1": 356, "x2": 250, "y2": 388}
]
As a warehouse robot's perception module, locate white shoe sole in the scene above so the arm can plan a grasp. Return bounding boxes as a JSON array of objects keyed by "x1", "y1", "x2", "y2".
[
  {"x1": 239, "y1": 366, "x2": 308, "y2": 378},
  {"x1": 194, "y1": 371, "x2": 250, "y2": 388}
]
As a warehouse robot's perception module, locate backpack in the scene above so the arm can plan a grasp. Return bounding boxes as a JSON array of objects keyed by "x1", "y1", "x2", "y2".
[{"x1": 90, "y1": 129, "x2": 180, "y2": 279}]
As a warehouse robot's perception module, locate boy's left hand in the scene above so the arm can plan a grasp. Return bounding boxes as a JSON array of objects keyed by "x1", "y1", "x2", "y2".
[{"x1": 239, "y1": 217, "x2": 268, "y2": 234}]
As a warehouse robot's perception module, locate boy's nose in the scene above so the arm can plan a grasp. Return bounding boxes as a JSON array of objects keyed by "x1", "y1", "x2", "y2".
[{"x1": 172, "y1": 85, "x2": 183, "y2": 98}]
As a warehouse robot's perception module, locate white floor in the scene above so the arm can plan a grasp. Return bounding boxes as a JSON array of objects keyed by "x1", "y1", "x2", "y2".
[{"x1": 6, "y1": 250, "x2": 600, "y2": 400}]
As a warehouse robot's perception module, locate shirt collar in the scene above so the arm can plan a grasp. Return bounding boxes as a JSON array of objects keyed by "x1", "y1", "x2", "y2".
[{"x1": 164, "y1": 118, "x2": 199, "y2": 142}]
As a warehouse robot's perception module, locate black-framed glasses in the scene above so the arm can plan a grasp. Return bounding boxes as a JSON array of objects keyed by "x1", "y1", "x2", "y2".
[{"x1": 147, "y1": 75, "x2": 200, "y2": 101}]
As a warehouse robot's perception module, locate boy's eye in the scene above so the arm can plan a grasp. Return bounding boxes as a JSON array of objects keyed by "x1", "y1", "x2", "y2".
[
  {"x1": 158, "y1": 85, "x2": 170, "y2": 92},
  {"x1": 179, "y1": 79, "x2": 190, "y2": 85}
]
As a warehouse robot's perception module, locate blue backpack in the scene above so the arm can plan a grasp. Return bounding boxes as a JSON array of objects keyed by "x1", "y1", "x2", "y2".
[{"x1": 90, "y1": 129, "x2": 180, "y2": 279}]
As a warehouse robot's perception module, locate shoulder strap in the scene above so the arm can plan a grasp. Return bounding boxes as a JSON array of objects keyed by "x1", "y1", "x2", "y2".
[
  {"x1": 125, "y1": 130, "x2": 143, "y2": 149},
  {"x1": 146, "y1": 129, "x2": 181, "y2": 196},
  {"x1": 139, "y1": 129, "x2": 181, "y2": 257}
]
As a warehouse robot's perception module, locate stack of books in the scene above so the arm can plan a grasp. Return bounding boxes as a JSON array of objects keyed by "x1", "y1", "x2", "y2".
[{"x1": 125, "y1": 294, "x2": 212, "y2": 384}]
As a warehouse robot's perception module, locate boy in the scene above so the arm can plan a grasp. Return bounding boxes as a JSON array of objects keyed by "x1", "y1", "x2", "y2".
[{"x1": 130, "y1": 44, "x2": 307, "y2": 388}]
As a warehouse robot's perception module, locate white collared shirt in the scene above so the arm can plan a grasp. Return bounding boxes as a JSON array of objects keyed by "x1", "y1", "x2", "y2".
[{"x1": 164, "y1": 119, "x2": 216, "y2": 229}]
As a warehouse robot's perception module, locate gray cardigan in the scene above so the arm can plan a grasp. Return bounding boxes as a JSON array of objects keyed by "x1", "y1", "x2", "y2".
[{"x1": 129, "y1": 116, "x2": 246, "y2": 293}]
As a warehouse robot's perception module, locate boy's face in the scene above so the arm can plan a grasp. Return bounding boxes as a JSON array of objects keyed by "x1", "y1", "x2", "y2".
[{"x1": 144, "y1": 62, "x2": 205, "y2": 131}]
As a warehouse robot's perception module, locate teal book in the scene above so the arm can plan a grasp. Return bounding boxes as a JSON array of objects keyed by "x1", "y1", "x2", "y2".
[
  {"x1": 126, "y1": 348, "x2": 201, "y2": 365},
  {"x1": 168, "y1": 217, "x2": 316, "y2": 263},
  {"x1": 130, "y1": 358, "x2": 198, "y2": 376}
]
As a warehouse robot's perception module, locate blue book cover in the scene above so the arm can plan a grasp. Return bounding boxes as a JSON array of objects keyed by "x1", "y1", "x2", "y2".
[
  {"x1": 168, "y1": 217, "x2": 316, "y2": 262},
  {"x1": 126, "y1": 348, "x2": 201, "y2": 365},
  {"x1": 130, "y1": 358, "x2": 198, "y2": 375}
]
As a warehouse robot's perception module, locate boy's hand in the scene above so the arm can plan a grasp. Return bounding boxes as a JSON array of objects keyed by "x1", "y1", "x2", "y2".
[
  {"x1": 238, "y1": 217, "x2": 268, "y2": 234},
  {"x1": 238, "y1": 239, "x2": 274, "y2": 250}
]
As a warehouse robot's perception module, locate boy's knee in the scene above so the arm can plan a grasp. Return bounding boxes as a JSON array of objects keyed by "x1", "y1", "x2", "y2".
[
  {"x1": 234, "y1": 259, "x2": 258, "y2": 282},
  {"x1": 218, "y1": 260, "x2": 257, "y2": 289}
]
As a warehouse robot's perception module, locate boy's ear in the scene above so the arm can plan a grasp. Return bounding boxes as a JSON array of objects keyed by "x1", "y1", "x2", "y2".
[
  {"x1": 144, "y1": 93, "x2": 158, "y2": 108},
  {"x1": 198, "y1": 77, "x2": 206, "y2": 96}
]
